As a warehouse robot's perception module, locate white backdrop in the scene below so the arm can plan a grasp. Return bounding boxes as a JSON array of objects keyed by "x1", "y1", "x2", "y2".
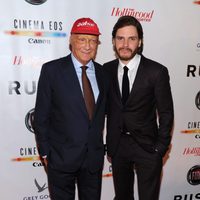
[{"x1": 0, "y1": 0, "x2": 200, "y2": 199}]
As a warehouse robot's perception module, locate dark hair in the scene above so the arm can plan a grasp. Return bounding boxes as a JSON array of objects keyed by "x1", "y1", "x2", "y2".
[{"x1": 112, "y1": 16, "x2": 143, "y2": 54}]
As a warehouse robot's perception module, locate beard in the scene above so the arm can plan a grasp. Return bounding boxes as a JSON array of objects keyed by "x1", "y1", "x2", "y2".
[{"x1": 114, "y1": 46, "x2": 137, "y2": 62}]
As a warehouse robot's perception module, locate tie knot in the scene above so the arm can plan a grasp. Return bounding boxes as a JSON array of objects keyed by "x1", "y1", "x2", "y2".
[
  {"x1": 123, "y1": 66, "x2": 129, "y2": 72},
  {"x1": 81, "y1": 66, "x2": 88, "y2": 71}
]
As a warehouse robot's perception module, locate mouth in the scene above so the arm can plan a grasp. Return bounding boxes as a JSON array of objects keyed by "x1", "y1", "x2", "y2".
[{"x1": 119, "y1": 48, "x2": 132, "y2": 54}]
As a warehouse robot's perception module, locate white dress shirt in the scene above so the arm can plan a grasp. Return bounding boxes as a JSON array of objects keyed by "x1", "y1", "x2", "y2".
[{"x1": 118, "y1": 54, "x2": 141, "y2": 94}]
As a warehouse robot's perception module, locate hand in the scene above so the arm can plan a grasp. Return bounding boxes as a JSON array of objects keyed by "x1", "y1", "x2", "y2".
[{"x1": 42, "y1": 157, "x2": 48, "y2": 166}]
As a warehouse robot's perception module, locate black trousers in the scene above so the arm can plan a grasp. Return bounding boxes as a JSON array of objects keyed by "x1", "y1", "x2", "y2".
[
  {"x1": 112, "y1": 134, "x2": 163, "y2": 200},
  {"x1": 47, "y1": 155, "x2": 102, "y2": 200}
]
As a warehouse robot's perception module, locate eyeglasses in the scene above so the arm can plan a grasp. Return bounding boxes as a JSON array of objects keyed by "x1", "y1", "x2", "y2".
[{"x1": 76, "y1": 37, "x2": 99, "y2": 46}]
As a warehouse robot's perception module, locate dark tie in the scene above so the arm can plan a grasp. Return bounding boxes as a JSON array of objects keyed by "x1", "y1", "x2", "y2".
[
  {"x1": 81, "y1": 66, "x2": 95, "y2": 120},
  {"x1": 122, "y1": 66, "x2": 130, "y2": 105}
]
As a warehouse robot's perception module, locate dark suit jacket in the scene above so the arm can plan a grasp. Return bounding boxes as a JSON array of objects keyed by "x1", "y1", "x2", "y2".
[
  {"x1": 104, "y1": 55, "x2": 174, "y2": 157},
  {"x1": 34, "y1": 54, "x2": 108, "y2": 173}
]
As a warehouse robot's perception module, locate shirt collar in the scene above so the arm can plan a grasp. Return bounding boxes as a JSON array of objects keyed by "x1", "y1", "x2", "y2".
[
  {"x1": 71, "y1": 53, "x2": 94, "y2": 71},
  {"x1": 119, "y1": 54, "x2": 141, "y2": 71}
]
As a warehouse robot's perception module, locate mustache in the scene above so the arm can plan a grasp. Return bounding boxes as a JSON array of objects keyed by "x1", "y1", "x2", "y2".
[{"x1": 118, "y1": 47, "x2": 133, "y2": 52}]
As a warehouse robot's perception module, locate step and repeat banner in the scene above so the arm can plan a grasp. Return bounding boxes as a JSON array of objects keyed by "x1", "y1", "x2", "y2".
[{"x1": 0, "y1": 0, "x2": 200, "y2": 199}]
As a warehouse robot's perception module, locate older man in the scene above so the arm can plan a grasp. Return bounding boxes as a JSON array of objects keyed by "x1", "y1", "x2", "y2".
[{"x1": 34, "y1": 17, "x2": 108, "y2": 200}]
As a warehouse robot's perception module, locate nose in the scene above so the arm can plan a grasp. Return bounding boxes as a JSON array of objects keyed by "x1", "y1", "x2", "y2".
[
  {"x1": 123, "y1": 38, "x2": 129, "y2": 47},
  {"x1": 84, "y1": 39, "x2": 92, "y2": 49}
]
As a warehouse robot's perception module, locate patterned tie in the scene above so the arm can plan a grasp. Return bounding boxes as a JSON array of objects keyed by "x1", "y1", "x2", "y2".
[
  {"x1": 122, "y1": 66, "x2": 130, "y2": 105},
  {"x1": 81, "y1": 66, "x2": 95, "y2": 120}
]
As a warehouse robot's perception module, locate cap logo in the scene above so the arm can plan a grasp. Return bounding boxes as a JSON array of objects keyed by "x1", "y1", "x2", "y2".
[
  {"x1": 71, "y1": 18, "x2": 100, "y2": 35},
  {"x1": 77, "y1": 21, "x2": 95, "y2": 27}
]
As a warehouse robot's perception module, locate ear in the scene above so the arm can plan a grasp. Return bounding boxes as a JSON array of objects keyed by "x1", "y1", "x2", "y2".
[
  {"x1": 112, "y1": 38, "x2": 115, "y2": 46},
  {"x1": 69, "y1": 35, "x2": 72, "y2": 44},
  {"x1": 138, "y1": 39, "x2": 142, "y2": 47}
]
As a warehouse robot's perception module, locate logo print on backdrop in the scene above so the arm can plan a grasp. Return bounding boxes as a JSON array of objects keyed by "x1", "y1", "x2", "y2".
[
  {"x1": 197, "y1": 43, "x2": 200, "y2": 49},
  {"x1": 194, "y1": 1, "x2": 200, "y2": 5},
  {"x1": 34, "y1": 179, "x2": 48, "y2": 192},
  {"x1": 195, "y1": 91, "x2": 200, "y2": 110},
  {"x1": 111, "y1": 7, "x2": 154, "y2": 22},
  {"x1": 21, "y1": 178, "x2": 49, "y2": 200},
  {"x1": 25, "y1": 108, "x2": 35, "y2": 133},
  {"x1": 183, "y1": 147, "x2": 200, "y2": 156},
  {"x1": 187, "y1": 165, "x2": 200, "y2": 185},
  {"x1": 25, "y1": 0, "x2": 47, "y2": 5}
]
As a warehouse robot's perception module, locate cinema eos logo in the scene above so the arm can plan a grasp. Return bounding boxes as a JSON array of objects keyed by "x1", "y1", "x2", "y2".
[
  {"x1": 11, "y1": 146, "x2": 43, "y2": 167},
  {"x1": 181, "y1": 121, "x2": 200, "y2": 138},
  {"x1": 187, "y1": 165, "x2": 200, "y2": 185},
  {"x1": 25, "y1": 0, "x2": 47, "y2": 5},
  {"x1": 5, "y1": 18, "x2": 66, "y2": 45}
]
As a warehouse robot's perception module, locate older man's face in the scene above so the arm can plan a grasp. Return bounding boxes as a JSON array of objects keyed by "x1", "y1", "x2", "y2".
[{"x1": 70, "y1": 34, "x2": 99, "y2": 66}]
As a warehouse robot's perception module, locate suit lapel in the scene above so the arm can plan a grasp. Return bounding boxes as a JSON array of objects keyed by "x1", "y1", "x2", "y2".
[
  {"x1": 127, "y1": 56, "x2": 144, "y2": 104},
  {"x1": 110, "y1": 60, "x2": 122, "y2": 104},
  {"x1": 60, "y1": 55, "x2": 88, "y2": 117},
  {"x1": 92, "y1": 63, "x2": 105, "y2": 119},
  {"x1": 113, "y1": 62, "x2": 124, "y2": 108}
]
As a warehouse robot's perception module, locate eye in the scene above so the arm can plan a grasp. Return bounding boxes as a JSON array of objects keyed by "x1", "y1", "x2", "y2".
[
  {"x1": 79, "y1": 38, "x2": 86, "y2": 42},
  {"x1": 90, "y1": 39, "x2": 98, "y2": 45},
  {"x1": 116, "y1": 36, "x2": 124, "y2": 41},
  {"x1": 129, "y1": 36, "x2": 138, "y2": 41}
]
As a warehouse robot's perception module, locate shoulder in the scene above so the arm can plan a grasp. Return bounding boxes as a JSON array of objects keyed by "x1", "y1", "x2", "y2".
[
  {"x1": 141, "y1": 55, "x2": 167, "y2": 71},
  {"x1": 42, "y1": 55, "x2": 70, "y2": 71},
  {"x1": 103, "y1": 59, "x2": 118, "y2": 68},
  {"x1": 93, "y1": 60, "x2": 102, "y2": 69},
  {"x1": 103, "y1": 59, "x2": 118, "y2": 75},
  {"x1": 93, "y1": 61, "x2": 108, "y2": 78},
  {"x1": 141, "y1": 55, "x2": 169, "y2": 77},
  {"x1": 40, "y1": 56, "x2": 71, "y2": 79}
]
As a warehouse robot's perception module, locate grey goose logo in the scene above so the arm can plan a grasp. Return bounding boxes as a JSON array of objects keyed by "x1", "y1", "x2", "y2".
[
  {"x1": 25, "y1": 0, "x2": 47, "y2": 5},
  {"x1": 195, "y1": 91, "x2": 200, "y2": 110},
  {"x1": 34, "y1": 178, "x2": 48, "y2": 192},
  {"x1": 25, "y1": 108, "x2": 35, "y2": 133}
]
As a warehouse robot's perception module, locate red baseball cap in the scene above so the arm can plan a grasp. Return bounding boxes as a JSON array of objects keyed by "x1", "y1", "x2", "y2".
[{"x1": 71, "y1": 17, "x2": 101, "y2": 36}]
